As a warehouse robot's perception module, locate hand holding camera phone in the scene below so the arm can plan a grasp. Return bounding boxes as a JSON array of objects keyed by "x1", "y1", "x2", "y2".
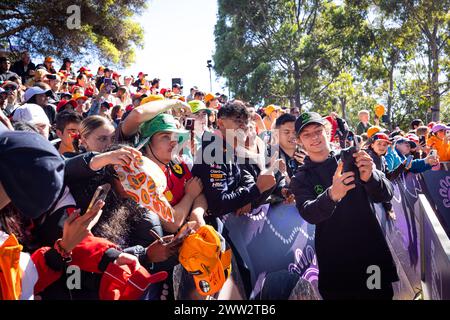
[
  {"x1": 86, "y1": 183, "x2": 111, "y2": 212},
  {"x1": 149, "y1": 221, "x2": 195, "y2": 246},
  {"x1": 103, "y1": 78, "x2": 113, "y2": 93},
  {"x1": 184, "y1": 117, "x2": 195, "y2": 131},
  {"x1": 419, "y1": 135, "x2": 426, "y2": 147},
  {"x1": 340, "y1": 132, "x2": 360, "y2": 183},
  {"x1": 404, "y1": 155, "x2": 413, "y2": 169}
]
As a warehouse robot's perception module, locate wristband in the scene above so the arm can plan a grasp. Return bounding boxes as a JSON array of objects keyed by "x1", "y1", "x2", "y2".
[{"x1": 54, "y1": 238, "x2": 72, "y2": 262}]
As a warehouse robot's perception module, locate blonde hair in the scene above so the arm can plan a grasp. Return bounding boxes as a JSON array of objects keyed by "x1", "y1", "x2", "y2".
[
  {"x1": 416, "y1": 126, "x2": 429, "y2": 137},
  {"x1": 79, "y1": 115, "x2": 113, "y2": 139}
]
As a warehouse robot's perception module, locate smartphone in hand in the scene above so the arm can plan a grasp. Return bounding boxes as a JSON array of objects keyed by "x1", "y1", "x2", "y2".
[
  {"x1": 419, "y1": 135, "x2": 426, "y2": 146},
  {"x1": 170, "y1": 221, "x2": 196, "y2": 245},
  {"x1": 184, "y1": 118, "x2": 195, "y2": 131},
  {"x1": 86, "y1": 183, "x2": 111, "y2": 212}
]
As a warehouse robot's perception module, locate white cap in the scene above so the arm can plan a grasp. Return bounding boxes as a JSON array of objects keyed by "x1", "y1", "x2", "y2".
[
  {"x1": 24, "y1": 86, "x2": 51, "y2": 102},
  {"x1": 12, "y1": 103, "x2": 50, "y2": 126}
]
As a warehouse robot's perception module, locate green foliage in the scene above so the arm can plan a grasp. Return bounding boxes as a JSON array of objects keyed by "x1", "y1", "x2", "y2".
[
  {"x1": 214, "y1": 0, "x2": 450, "y2": 128},
  {"x1": 0, "y1": 0, "x2": 146, "y2": 68}
]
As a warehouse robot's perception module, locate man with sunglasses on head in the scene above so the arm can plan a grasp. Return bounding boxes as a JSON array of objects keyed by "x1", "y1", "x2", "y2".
[
  {"x1": 1, "y1": 81, "x2": 20, "y2": 117},
  {"x1": 290, "y1": 111, "x2": 398, "y2": 300}
]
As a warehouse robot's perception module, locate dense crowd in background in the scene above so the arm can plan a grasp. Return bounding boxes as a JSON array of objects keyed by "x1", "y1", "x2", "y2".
[{"x1": 0, "y1": 51, "x2": 449, "y2": 300}]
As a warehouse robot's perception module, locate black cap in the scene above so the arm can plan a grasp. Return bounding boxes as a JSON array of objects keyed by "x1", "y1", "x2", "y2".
[
  {"x1": 0, "y1": 131, "x2": 65, "y2": 218},
  {"x1": 63, "y1": 58, "x2": 73, "y2": 63},
  {"x1": 295, "y1": 112, "x2": 326, "y2": 135}
]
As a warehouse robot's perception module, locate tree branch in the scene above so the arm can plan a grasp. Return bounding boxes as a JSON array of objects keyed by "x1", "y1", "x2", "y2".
[{"x1": 0, "y1": 22, "x2": 32, "y2": 39}]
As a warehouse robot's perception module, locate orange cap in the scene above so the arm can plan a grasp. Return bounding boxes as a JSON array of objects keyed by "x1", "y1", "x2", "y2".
[
  {"x1": 140, "y1": 94, "x2": 165, "y2": 105},
  {"x1": 178, "y1": 226, "x2": 232, "y2": 296},
  {"x1": 367, "y1": 125, "x2": 382, "y2": 138},
  {"x1": 71, "y1": 93, "x2": 88, "y2": 101},
  {"x1": 204, "y1": 93, "x2": 216, "y2": 103}
]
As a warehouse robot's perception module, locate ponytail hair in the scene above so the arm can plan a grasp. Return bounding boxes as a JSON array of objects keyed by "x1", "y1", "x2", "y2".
[{"x1": 72, "y1": 115, "x2": 113, "y2": 152}]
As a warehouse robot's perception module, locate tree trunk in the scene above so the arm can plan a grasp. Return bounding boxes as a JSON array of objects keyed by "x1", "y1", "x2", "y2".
[
  {"x1": 387, "y1": 57, "x2": 395, "y2": 129},
  {"x1": 430, "y1": 34, "x2": 440, "y2": 122},
  {"x1": 293, "y1": 61, "x2": 301, "y2": 112},
  {"x1": 340, "y1": 96, "x2": 347, "y2": 121}
]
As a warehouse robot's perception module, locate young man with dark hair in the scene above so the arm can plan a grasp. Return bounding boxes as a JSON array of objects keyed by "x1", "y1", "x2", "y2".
[
  {"x1": 191, "y1": 100, "x2": 278, "y2": 297},
  {"x1": 410, "y1": 119, "x2": 423, "y2": 132},
  {"x1": 193, "y1": 91, "x2": 205, "y2": 101},
  {"x1": 290, "y1": 112, "x2": 398, "y2": 300},
  {"x1": 273, "y1": 113, "x2": 304, "y2": 178},
  {"x1": 192, "y1": 100, "x2": 277, "y2": 220},
  {"x1": 0, "y1": 57, "x2": 19, "y2": 82},
  {"x1": 55, "y1": 110, "x2": 83, "y2": 155}
]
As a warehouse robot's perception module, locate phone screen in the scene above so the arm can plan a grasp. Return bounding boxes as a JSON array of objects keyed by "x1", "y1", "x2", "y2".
[
  {"x1": 405, "y1": 155, "x2": 413, "y2": 167},
  {"x1": 184, "y1": 118, "x2": 195, "y2": 131},
  {"x1": 419, "y1": 136, "x2": 426, "y2": 146},
  {"x1": 86, "y1": 183, "x2": 111, "y2": 212}
]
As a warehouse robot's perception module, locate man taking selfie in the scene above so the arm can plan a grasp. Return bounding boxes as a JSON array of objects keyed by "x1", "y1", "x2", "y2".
[{"x1": 290, "y1": 112, "x2": 398, "y2": 300}]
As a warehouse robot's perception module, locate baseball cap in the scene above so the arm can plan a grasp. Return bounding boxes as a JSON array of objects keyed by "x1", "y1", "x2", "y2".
[
  {"x1": 172, "y1": 83, "x2": 183, "y2": 89},
  {"x1": 178, "y1": 225, "x2": 232, "y2": 296},
  {"x1": 44, "y1": 56, "x2": 54, "y2": 63},
  {"x1": 138, "y1": 113, "x2": 188, "y2": 148},
  {"x1": 405, "y1": 133, "x2": 419, "y2": 144},
  {"x1": 396, "y1": 137, "x2": 416, "y2": 148},
  {"x1": 367, "y1": 125, "x2": 383, "y2": 138},
  {"x1": 294, "y1": 112, "x2": 326, "y2": 135},
  {"x1": 431, "y1": 123, "x2": 450, "y2": 133},
  {"x1": 2, "y1": 81, "x2": 19, "y2": 91},
  {"x1": 0, "y1": 87, "x2": 5, "y2": 95},
  {"x1": 264, "y1": 104, "x2": 282, "y2": 116},
  {"x1": 99, "y1": 263, "x2": 168, "y2": 300},
  {"x1": 0, "y1": 131, "x2": 65, "y2": 218},
  {"x1": 71, "y1": 93, "x2": 88, "y2": 102},
  {"x1": 140, "y1": 94, "x2": 164, "y2": 105},
  {"x1": 56, "y1": 99, "x2": 77, "y2": 113},
  {"x1": 24, "y1": 86, "x2": 52, "y2": 102},
  {"x1": 170, "y1": 94, "x2": 186, "y2": 102},
  {"x1": 63, "y1": 58, "x2": 73, "y2": 63},
  {"x1": 138, "y1": 72, "x2": 147, "y2": 77},
  {"x1": 188, "y1": 100, "x2": 211, "y2": 115},
  {"x1": 12, "y1": 103, "x2": 50, "y2": 126},
  {"x1": 101, "y1": 101, "x2": 113, "y2": 109},
  {"x1": 371, "y1": 133, "x2": 392, "y2": 144},
  {"x1": 204, "y1": 93, "x2": 216, "y2": 103}
]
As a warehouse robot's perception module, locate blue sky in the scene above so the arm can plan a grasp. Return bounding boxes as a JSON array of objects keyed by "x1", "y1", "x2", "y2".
[{"x1": 118, "y1": 0, "x2": 227, "y2": 95}]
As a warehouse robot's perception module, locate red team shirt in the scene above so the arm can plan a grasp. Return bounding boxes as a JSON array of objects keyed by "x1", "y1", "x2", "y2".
[{"x1": 163, "y1": 161, "x2": 192, "y2": 206}]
